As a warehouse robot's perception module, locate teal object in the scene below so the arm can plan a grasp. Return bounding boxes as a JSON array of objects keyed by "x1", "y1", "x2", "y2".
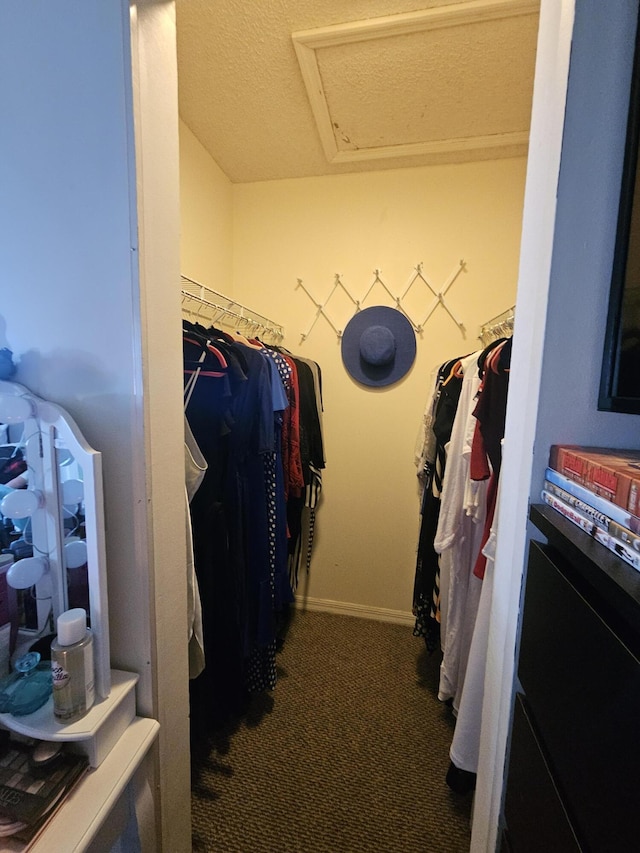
[{"x1": 0, "y1": 652, "x2": 52, "y2": 716}]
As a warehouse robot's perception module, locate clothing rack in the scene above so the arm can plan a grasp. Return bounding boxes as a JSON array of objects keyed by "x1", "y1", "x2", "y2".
[
  {"x1": 479, "y1": 305, "x2": 515, "y2": 346},
  {"x1": 181, "y1": 276, "x2": 285, "y2": 343}
]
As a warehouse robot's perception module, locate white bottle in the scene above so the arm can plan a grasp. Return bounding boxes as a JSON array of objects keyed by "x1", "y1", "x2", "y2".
[{"x1": 50, "y1": 608, "x2": 95, "y2": 723}]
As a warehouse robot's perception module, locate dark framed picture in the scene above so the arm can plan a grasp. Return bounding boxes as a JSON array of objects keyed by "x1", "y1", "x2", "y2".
[{"x1": 599, "y1": 17, "x2": 640, "y2": 414}]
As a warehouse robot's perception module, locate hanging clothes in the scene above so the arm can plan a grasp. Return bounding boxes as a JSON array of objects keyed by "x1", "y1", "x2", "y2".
[
  {"x1": 470, "y1": 337, "x2": 511, "y2": 580},
  {"x1": 244, "y1": 347, "x2": 293, "y2": 694},
  {"x1": 277, "y1": 351, "x2": 325, "y2": 592},
  {"x1": 432, "y1": 351, "x2": 487, "y2": 713},
  {"x1": 184, "y1": 416, "x2": 206, "y2": 680},
  {"x1": 445, "y1": 339, "x2": 512, "y2": 787},
  {"x1": 448, "y1": 476, "x2": 502, "y2": 781},
  {"x1": 412, "y1": 314, "x2": 514, "y2": 788},
  {"x1": 182, "y1": 319, "x2": 325, "y2": 736},
  {"x1": 184, "y1": 325, "x2": 256, "y2": 731},
  {"x1": 412, "y1": 357, "x2": 464, "y2": 653}
]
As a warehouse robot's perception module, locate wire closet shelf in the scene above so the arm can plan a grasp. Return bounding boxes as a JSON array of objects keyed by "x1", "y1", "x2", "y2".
[
  {"x1": 181, "y1": 276, "x2": 285, "y2": 344},
  {"x1": 479, "y1": 305, "x2": 515, "y2": 346}
]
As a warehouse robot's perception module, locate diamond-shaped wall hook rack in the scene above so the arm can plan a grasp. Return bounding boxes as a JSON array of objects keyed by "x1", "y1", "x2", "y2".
[{"x1": 296, "y1": 261, "x2": 467, "y2": 343}]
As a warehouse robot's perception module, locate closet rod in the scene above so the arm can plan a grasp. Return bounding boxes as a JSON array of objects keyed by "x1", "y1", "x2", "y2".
[
  {"x1": 479, "y1": 305, "x2": 515, "y2": 343},
  {"x1": 181, "y1": 275, "x2": 285, "y2": 342}
]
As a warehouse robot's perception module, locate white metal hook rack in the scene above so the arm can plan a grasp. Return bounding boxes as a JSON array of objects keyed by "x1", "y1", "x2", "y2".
[
  {"x1": 296, "y1": 274, "x2": 359, "y2": 341},
  {"x1": 401, "y1": 261, "x2": 466, "y2": 334},
  {"x1": 181, "y1": 276, "x2": 285, "y2": 343},
  {"x1": 296, "y1": 260, "x2": 467, "y2": 343}
]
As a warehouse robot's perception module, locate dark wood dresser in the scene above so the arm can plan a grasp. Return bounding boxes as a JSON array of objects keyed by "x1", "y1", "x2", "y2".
[{"x1": 501, "y1": 503, "x2": 640, "y2": 852}]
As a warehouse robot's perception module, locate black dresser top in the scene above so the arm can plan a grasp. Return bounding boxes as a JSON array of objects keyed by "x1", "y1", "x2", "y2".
[{"x1": 530, "y1": 503, "x2": 640, "y2": 639}]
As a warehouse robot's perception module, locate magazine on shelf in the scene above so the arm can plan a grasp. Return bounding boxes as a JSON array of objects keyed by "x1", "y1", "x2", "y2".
[
  {"x1": 540, "y1": 490, "x2": 640, "y2": 571},
  {"x1": 544, "y1": 467, "x2": 640, "y2": 534}
]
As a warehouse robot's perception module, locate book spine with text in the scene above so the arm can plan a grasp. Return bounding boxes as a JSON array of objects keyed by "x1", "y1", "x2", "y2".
[
  {"x1": 549, "y1": 446, "x2": 640, "y2": 513},
  {"x1": 540, "y1": 490, "x2": 640, "y2": 571},
  {"x1": 544, "y1": 481, "x2": 640, "y2": 550},
  {"x1": 544, "y1": 467, "x2": 640, "y2": 533}
]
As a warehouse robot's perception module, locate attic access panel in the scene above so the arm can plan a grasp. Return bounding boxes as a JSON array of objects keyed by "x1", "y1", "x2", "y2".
[{"x1": 292, "y1": 0, "x2": 539, "y2": 165}]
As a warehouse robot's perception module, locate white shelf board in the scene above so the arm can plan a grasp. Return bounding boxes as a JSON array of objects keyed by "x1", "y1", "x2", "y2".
[
  {"x1": 0, "y1": 716, "x2": 159, "y2": 853},
  {"x1": 0, "y1": 670, "x2": 137, "y2": 742}
]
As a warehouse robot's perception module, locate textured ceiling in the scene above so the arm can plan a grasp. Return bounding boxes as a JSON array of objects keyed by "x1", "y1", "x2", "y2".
[{"x1": 176, "y1": 0, "x2": 539, "y2": 184}]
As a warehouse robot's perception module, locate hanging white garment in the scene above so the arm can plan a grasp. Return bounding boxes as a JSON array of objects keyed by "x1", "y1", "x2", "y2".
[
  {"x1": 184, "y1": 417, "x2": 207, "y2": 680},
  {"x1": 449, "y1": 478, "x2": 501, "y2": 772},
  {"x1": 433, "y1": 351, "x2": 487, "y2": 712}
]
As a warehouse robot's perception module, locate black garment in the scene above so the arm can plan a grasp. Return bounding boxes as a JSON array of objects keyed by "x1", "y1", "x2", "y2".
[
  {"x1": 413, "y1": 359, "x2": 464, "y2": 653},
  {"x1": 284, "y1": 356, "x2": 325, "y2": 586},
  {"x1": 290, "y1": 357, "x2": 325, "y2": 478},
  {"x1": 186, "y1": 369, "x2": 245, "y2": 732},
  {"x1": 184, "y1": 325, "x2": 278, "y2": 733},
  {"x1": 474, "y1": 337, "x2": 512, "y2": 476},
  {"x1": 446, "y1": 760, "x2": 477, "y2": 794}
]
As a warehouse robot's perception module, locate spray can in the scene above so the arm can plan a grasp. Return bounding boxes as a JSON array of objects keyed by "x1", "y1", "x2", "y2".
[{"x1": 50, "y1": 608, "x2": 95, "y2": 723}]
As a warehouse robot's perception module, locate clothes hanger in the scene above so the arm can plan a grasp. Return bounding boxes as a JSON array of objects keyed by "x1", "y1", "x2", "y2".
[
  {"x1": 232, "y1": 330, "x2": 263, "y2": 350},
  {"x1": 477, "y1": 337, "x2": 507, "y2": 377},
  {"x1": 183, "y1": 333, "x2": 228, "y2": 369},
  {"x1": 208, "y1": 326, "x2": 236, "y2": 344},
  {"x1": 183, "y1": 332, "x2": 228, "y2": 409},
  {"x1": 441, "y1": 352, "x2": 472, "y2": 387},
  {"x1": 441, "y1": 360, "x2": 462, "y2": 388}
]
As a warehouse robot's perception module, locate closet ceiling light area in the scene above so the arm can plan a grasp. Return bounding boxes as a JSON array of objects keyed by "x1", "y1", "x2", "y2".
[{"x1": 175, "y1": 0, "x2": 540, "y2": 183}]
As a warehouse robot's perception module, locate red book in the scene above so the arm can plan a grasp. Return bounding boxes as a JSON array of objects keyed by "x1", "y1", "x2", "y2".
[{"x1": 549, "y1": 445, "x2": 640, "y2": 514}]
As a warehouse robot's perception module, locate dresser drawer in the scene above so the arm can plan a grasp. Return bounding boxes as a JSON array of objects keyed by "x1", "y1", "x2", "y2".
[
  {"x1": 519, "y1": 540, "x2": 640, "y2": 851},
  {"x1": 503, "y1": 694, "x2": 582, "y2": 852}
]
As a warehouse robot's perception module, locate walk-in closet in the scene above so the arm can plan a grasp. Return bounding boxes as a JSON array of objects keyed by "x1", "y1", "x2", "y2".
[
  {"x1": 3, "y1": 1, "x2": 639, "y2": 850},
  {"x1": 176, "y1": 2, "x2": 534, "y2": 850}
]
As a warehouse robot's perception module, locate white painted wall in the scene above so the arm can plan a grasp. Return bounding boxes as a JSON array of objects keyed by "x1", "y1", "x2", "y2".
[
  {"x1": 1, "y1": 2, "x2": 191, "y2": 850},
  {"x1": 231, "y1": 162, "x2": 526, "y2": 617},
  {"x1": 474, "y1": 0, "x2": 640, "y2": 849},
  {"x1": 0, "y1": 0, "x2": 150, "y2": 701},
  {"x1": 179, "y1": 119, "x2": 234, "y2": 291},
  {"x1": 131, "y1": 3, "x2": 191, "y2": 850}
]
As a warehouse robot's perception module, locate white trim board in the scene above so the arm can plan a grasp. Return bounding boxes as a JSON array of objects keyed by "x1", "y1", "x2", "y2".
[{"x1": 295, "y1": 596, "x2": 415, "y2": 627}]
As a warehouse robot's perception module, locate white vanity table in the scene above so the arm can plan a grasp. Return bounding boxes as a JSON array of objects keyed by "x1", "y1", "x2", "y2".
[{"x1": 0, "y1": 381, "x2": 159, "y2": 851}]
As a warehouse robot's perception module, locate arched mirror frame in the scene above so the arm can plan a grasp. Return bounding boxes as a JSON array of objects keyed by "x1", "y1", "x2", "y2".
[{"x1": 0, "y1": 380, "x2": 110, "y2": 700}]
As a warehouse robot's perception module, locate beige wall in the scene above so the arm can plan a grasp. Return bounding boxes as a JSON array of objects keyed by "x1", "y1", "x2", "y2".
[
  {"x1": 179, "y1": 119, "x2": 234, "y2": 291},
  {"x1": 179, "y1": 137, "x2": 527, "y2": 616},
  {"x1": 233, "y1": 162, "x2": 526, "y2": 616}
]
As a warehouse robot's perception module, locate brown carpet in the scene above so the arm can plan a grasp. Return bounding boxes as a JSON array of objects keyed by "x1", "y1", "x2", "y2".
[{"x1": 191, "y1": 609, "x2": 472, "y2": 852}]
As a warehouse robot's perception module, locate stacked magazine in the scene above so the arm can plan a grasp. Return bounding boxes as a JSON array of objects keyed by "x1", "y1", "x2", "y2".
[
  {"x1": 542, "y1": 445, "x2": 640, "y2": 571},
  {"x1": 0, "y1": 740, "x2": 88, "y2": 851}
]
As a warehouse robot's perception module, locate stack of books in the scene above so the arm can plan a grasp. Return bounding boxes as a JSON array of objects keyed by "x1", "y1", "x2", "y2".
[{"x1": 542, "y1": 445, "x2": 640, "y2": 571}]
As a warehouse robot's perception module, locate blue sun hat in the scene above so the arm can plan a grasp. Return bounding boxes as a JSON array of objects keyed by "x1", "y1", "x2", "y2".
[{"x1": 341, "y1": 306, "x2": 416, "y2": 387}]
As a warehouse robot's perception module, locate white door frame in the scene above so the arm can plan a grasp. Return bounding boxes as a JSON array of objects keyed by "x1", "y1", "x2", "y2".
[{"x1": 471, "y1": 2, "x2": 576, "y2": 849}]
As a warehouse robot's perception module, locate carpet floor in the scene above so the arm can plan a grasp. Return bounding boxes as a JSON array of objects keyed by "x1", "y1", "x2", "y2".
[{"x1": 191, "y1": 609, "x2": 473, "y2": 852}]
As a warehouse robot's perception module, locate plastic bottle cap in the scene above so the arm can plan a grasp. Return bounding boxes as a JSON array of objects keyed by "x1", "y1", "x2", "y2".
[{"x1": 56, "y1": 608, "x2": 87, "y2": 646}]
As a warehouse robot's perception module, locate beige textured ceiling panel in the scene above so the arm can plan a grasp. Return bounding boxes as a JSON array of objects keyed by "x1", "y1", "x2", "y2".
[
  {"x1": 176, "y1": 0, "x2": 539, "y2": 183},
  {"x1": 316, "y1": 16, "x2": 537, "y2": 151}
]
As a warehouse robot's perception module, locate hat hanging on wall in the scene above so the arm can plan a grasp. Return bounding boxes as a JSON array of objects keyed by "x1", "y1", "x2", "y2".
[{"x1": 341, "y1": 305, "x2": 416, "y2": 387}]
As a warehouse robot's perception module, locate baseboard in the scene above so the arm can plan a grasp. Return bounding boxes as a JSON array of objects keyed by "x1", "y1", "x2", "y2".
[{"x1": 294, "y1": 595, "x2": 415, "y2": 626}]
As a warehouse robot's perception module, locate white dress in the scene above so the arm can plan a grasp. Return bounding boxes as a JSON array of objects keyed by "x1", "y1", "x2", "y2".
[
  {"x1": 184, "y1": 417, "x2": 207, "y2": 680},
  {"x1": 433, "y1": 351, "x2": 487, "y2": 712},
  {"x1": 449, "y1": 477, "x2": 501, "y2": 772}
]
